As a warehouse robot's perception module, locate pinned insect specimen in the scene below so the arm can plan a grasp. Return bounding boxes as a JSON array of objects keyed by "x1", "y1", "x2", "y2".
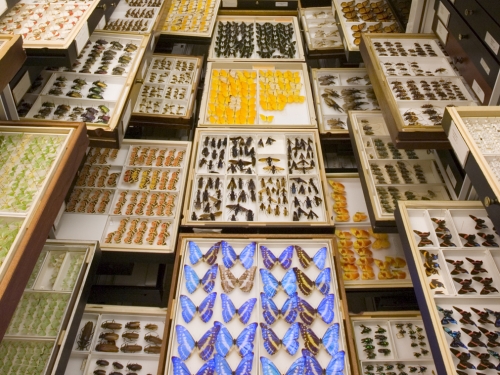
[
  {"x1": 453, "y1": 278, "x2": 477, "y2": 294},
  {"x1": 466, "y1": 257, "x2": 488, "y2": 274},
  {"x1": 414, "y1": 230, "x2": 433, "y2": 247},
  {"x1": 453, "y1": 306, "x2": 476, "y2": 326},
  {"x1": 437, "y1": 306, "x2": 457, "y2": 324},
  {"x1": 446, "y1": 259, "x2": 468, "y2": 275},
  {"x1": 76, "y1": 321, "x2": 94, "y2": 350},
  {"x1": 459, "y1": 233, "x2": 480, "y2": 247}
]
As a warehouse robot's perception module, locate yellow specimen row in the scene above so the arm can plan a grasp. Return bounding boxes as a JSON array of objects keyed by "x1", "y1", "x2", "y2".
[
  {"x1": 259, "y1": 70, "x2": 306, "y2": 112},
  {"x1": 328, "y1": 180, "x2": 368, "y2": 222}
]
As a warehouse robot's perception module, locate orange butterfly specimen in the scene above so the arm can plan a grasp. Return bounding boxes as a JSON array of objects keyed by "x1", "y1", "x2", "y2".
[
  {"x1": 293, "y1": 268, "x2": 330, "y2": 296},
  {"x1": 350, "y1": 228, "x2": 370, "y2": 239},
  {"x1": 219, "y1": 265, "x2": 256, "y2": 293}
]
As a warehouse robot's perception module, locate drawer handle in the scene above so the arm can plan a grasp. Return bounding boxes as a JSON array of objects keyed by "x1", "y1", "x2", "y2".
[
  {"x1": 453, "y1": 56, "x2": 464, "y2": 64},
  {"x1": 464, "y1": 9, "x2": 474, "y2": 16},
  {"x1": 135, "y1": 79, "x2": 144, "y2": 84},
  {"x1": 458, "y1": 33, "x2": 468, "y2": 40},
  {"x1": 484, "y1": 196, "x2": 499, "y2": 207},
  {"x1": 97, "y1": 3, "x2": 107, "y2": 10}
]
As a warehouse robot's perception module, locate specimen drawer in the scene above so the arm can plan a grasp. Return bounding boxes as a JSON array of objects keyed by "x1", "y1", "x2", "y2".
[
  {"x1": 299, "y1": 6, "x2": 344, "y2": 57},
  {"x1": 162, "y1": 233, "x2": 357, "y2": 375},
  {"x1": 310, "y1": 68, "x2": 379, "y2": 135},
  {"x1": 0, "y1": 121, "x2": 88, "y2": 340},
  {"x1": 182, "y1": 128, "x2": 332, "y2": 228},
  {"x1": 348, "y1": 111, "x2": 451, "y2": 232},
  {"x1": 359, "y1": 33, "x2": 478, "y2": 149},
  {"x1": 395, "y1": 201, "x2": 500, "y2": 375},
  {"x1": 54, "y1": 139, "x2": 192, "y2": 253},
  {"x1": 1, "y1": 240, "x2": 100, "y2": 375},
  {"x1": 327, "y1": 173, "x2": 412, "y2": 288},
  {"x1": 441, "y1": 106, "x2": 500, "y2": 230},
  {"x1": 129, "y1": 54, "x2": 203, "y2": 126},
  {"x1": 198, "y1": 62, "x2": 317, "y2": 128}
]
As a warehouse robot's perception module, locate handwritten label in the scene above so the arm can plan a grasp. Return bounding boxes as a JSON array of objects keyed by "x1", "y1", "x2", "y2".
[
  {"x1": 448, "y1": 120, "x2": 470, "y2": 168},
  {"x1": 472, "y1": 79, "x2": 485, "y2": 103},
  {"x1": 437, "y1": 2, "x2": 450, "y2": 26},
  {"x1": 435, "y1": 20, "x2": 448, "y2": 45},
  {"x1": 75, "y1": 22, "x2": 90, "y2": 55},
  {"x1": 480, "y1": 58, "x2": 491, "y2": 75},
  {"x1": 485, "y1": 31, "x2": 500, "y2": 55},
  {"x1": 276, "y1": 1, "x2": 288, "y2": 6}
]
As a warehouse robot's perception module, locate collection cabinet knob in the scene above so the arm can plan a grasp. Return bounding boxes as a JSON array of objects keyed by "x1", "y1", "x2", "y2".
[
  {"x1": 464, "y1": 9, "x2": 474, "y2": 16},
  {"x1": 97, "y1": 3, "x2": 107, "y2": 10},
  {"x1": 484, "y1": 196, "x2": 498, "y2": 207},
  {"x1": 458, "y1": 33, "x2": 468, "y2": 40}
]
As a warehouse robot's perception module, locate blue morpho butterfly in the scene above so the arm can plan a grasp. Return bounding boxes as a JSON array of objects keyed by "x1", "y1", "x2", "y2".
[
  {"x1": 221, "y1": 241, "x2": 256, "y2": 269},
  {"x1": 172, "y1": 356, "x2": 215, "y2": 375},
  {"x1": 295, "y1": 245, "x2": 327, "y2": 270},
  {"x1": 214, "y1": 321, "x2": 257, "y2": 357},
  {"x1": 260, "y1": 292, "x2": 298, "y2": 325},
  {"x1": 293, "y1": 267, "x2": 331, "y2": 296},
  {"x1": 260, "y1": 322, "x2": 300, "y2": 356},
  {"x1": 260, "y1": 355, "x2": 305, "y2": 375},
  {"x1": 297, "y1": 294, "x2": 335, "y2": 325},
  {"x1": 176, "y1": 323, "x2": 221, "y2": 361},
  {"x1": 189, "y1": 241, "x2": 221, "y2": 265},
  {"x1": 260, "y1": 245, "x2": 294, "y2": 270},
  {"x1": 214, "y1": 352, "x2": 254, "y2": 375},
  {"x1": 180, "y1": 292, "x2": 217, "y2": 323},
  {"x1": 221, "y1": 293, "x2": 257, "y2": 324},
  {"x1": 184, "y1": 264, "x2": 218, "y2": 294},
  {"x1": 299, "y1": 322, "x2": 340, "y2": 356},
  {"x1": 303, "y1": 348, "x2": 345, "y2": 375},
  {"x1": 260, "y1": 268, "x2": 297, "y2": 298}
]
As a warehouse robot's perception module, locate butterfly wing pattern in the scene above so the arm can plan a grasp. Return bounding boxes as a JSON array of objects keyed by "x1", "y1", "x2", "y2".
[
  {"x1": 260, "y1": 268, "x2": 297, "y2": 297},
  {"x1": 260, "y1": 322, "x2": 300, "y2": 356},
  {"x1": 221, "y1": 293, "x2": 257, "y2": 324},
  {"x1": 189, "y1": 241, "x2": 221, "y2": 265},
  {"x1": 214, "y1": 353, "x2": 254, "y2": 375},
  {"x1": 294, "y1": 267, "x2": 331, "y2": 296},
  {"x1": 297, "y1": 293, "x2": 335, "y2": 325},
  {"x1": 215, "y1": 321, "x2": 257, "y2": 357},
  {"x1": 260, "y1": 245, "x2": 294, "y2": 270},
  {"x1": 221, "y1": 241, "x2": 256, "y2": 269},
  {"x1": 172, "y1": 356, "x2": 216, "y2": 375},
  {"x1": 184, "y1": 264, "x2": 218, "y2": 294},
  {"x1": 261, "y1": 292, "x2": 299, "y2": 325},
  {"x1": 299, "y1": 322, "x2": 340, "y2": 356},
  {"x1": 180, "y1": 292, "x2": 217, "y2": 323},
  {"x1": 295, "y1": 245, "x2": 327, "y2": 270},
  {"x1": 260, "y1": 356, "x2": 306, "y2": 375},
  {"x1": 220, "y1": 265, "x2": 257, "y2": 293}
]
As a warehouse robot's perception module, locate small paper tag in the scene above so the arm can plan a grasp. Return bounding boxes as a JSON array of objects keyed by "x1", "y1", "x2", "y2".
[
  {"x1": 75, "y1": 22, "x2": 90, "y2": 55},
  {"x1": 276, "y1": 1, "x2": 288, "y2": 6},
  {"x1": 448, "y1": 120, "x2": 470, "y2": 168},
  {"x1": 97, "y1": 15, "x2": 106, "y2": 30},
  {"x1": 485, "y1": 31, "x2": 500, "y2": 55},
  {"x1": 446, "y1": 165, "x2": 457, "y2": 188},
  {"x1": 480, "y1": 58, "x2": 491, "y2": 75},
  {"x1": 12, "y1": 71, "x2": 31, "y2": 105},
  {"x1": 223, "y1": 0, "x2": 237, "y2": 7},
  {"x1": 435, "y1": 20, "x2": 448, "y2": 45},
  {"x1": 472, "y1": 79, "x2": 485, "y2": 103},
  {"x1": 437, "y1": 2, "x2": 450, "y2": 26}
]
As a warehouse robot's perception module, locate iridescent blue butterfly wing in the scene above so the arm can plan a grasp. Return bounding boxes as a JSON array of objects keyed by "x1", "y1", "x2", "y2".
[
  {"x1": 282, "y1": 268, "x2": 297, "y2": 296},
  {"x1": 221, "y1": 241, "x2": 238, "y2": 268},
  {"x1": 197, "y1": 324, "x2": 221, "y2": 361},
  {"x1": 221, "y1": 293, "x2": 236, "y2": 323},
  {"x1": 214, "y1": 353, "x2": 232, "y2": 375},
  {"x1": 326, "y1": 351, "x2": 345, "y2": 375},
  {"x1": 201, "y1": 264, "x2": 218, "y2": 293},
  {"x1": 260, "y1": 357, "x2": 281, "y2": 375},
  {"x1": 303, "y1": 348, "x2": 323, "y2": 375},
  {"x1": 179, "y1": 295, "x2": 197, "y2": 323},
  {"x1": 184, "y1": 265, "x2": 201, "y2": 294},
  {"x1": 315, "y1": 268, "x2": 331, "y2": 295},
  {"x1": 260, "y1": 322, "x2": 281, "y2": 355},
  {"x1": 238, "y1": 298, "x2": 257, "y2": 324},
  {"x1": 260, "y1": 269, "x2": 279, "y2": 298},
  {"x1": 318, "y1": 294, "x2": 335, "y2": 324},
  {"x1": 172, "y1": 356, "x2": 191, "y2": 375},
  {"x1": 196, "y1": 358, "x2": 216, "y2": 375},
  {"x1": 313, "y1": 247, "x2": 327, "y2": 270},
  {"x1": 236, "y1": 322, "x2": 257, "y2": 356},
  {"x1": 261, "y1": 245, "x2": 278, "y2": 270},
  {"x1": 298, "y1": 297, "x2": 316, "y2": 325},
  {"x1": 215, "y1": 353, "x2": 253, "y2": 375},
  {"x1": 323, "y1": 323, "x2": 340, "y2": 357},
  {"x1": 198, "y1": 292, "x2": 217, "y2": 323},
  {"x1": 189, "y1": 241, "x2": 204, "y2": 265},
  {"x1": 282, "y1": 292, "x2": 299, "y2": 324},
  {"x1": 279, "y1": 245, "x2": 294, "y2": 269},
  {"x1": 215, "y1": 321, "x2": 233, "y2": 357},
  {"x1": 175, "y1": 325, "x2": 195, "y2": 360},
  {"x1": 240, "y1": 242, "x2": 256, "y2": 269},
  {"x1": 282, "y1": 322, "x2": 300, "y2": 355},
  {"x1": 286, "y1": 356, "x2": 306, "y2": 375},
  {"x1": 261, "y1": 292, "x2": 280, "y2": 325},
  {"x1": 205, "y1": 242, "x2": 221, "y2": 265}
]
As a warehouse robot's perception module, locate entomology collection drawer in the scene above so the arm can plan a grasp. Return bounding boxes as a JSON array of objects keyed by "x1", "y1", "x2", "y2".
[
  {"x1": 441, "y1": 106, "x2": 500, "y2": 231},
  {"x1": 198, "y1": 62, "x2": 317, "y2": 128},
  {"x1": 299, "y1": 6, "x2": 344, "y2": 57},
  {"x1": 1, "y1": 240, "x2": 100, "y2": 375},
  {"x1": 17, "y1": 32, "x2": 150, "y2": 148},
  {"x1": 66, "y1": 304, "x2": 167, "y2": 375},
  {"x1": 395, "y1": 201, "x2": 500, "y2": 375},
  {"x1": 162, "y1": 233, "x2": 357, "y2": 375},
  {"x1": 54, "y1": 139, "x2": 192, "y2": 253},
  {"x1": 332, "y1": 0, "x2": 403, "y2": 62},
  {"x1": 0, "y1": 121, "x2": 88, "y2": 340},
  {"x1": 310, "y1": 68, "x2": 379, "y2": 136},
  {"x1": 348, "y1": 111, "x2": 451, "y2": 232},
  {"x1": 360, "y1": 33, "x2": 478, "y2": 149},
  {"x1": 182, "y1": 128, "x2": 332, "y2": 227},
  {"x1": 327, "y1": 173, "x2": 412, "y2": 288},
  {"x1": 129, "y1": 54, "x2": 203, "y2": 126},
  {"x1": 207, "y1": 16, "x2": 305, "y2": 62},
  {"x1": 350, "y1": 312, "x2": 437, "y2": 375}
]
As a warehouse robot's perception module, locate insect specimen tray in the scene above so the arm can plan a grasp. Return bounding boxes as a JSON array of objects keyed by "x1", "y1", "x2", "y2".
[
  {"x1": 199, "y1": 62, "x2": 316, "y2": 128},
  {"x1": 162, "y1": 233, "x2": 356, "y2": 375},
  {"x1": 441, "y1": 106, "x2": 500, "y2": 232},
  {"x1": 66, "y1": 304, "x2": 168, "y2": 375},
  {"x1": 54, "y1": 139, "x2": 191, "y2": 252},
  {"x1": 182, "y1": 128, "x2": 332, "y2": 228},
  {"x1": 207, "y1": 16, "x2": 305, "y2": 62},
  {"x1": 1, "y1": 240, "x2": 100, "y2": 374},
  {"x1": 0, "y1": 121, "x2": 88, "y2": 340},
  {"x1": 395, "y1": 201, "x2": 500, "y2": 375},
  {"x1": 299, "y1": 7, "x2": 344, "y2": 56},
  {"x1": 359, "y1": 33, "x2": 478, "y2": 149},
  {"x1": 0, "y1": 35, "x2": 26, "y2": 94},
  {"x1": 129, "y1": 54, "x2": 203, "y2": 126},
  {"x1": 348, "y1": 111, "x2": 451, "y2": 232}
]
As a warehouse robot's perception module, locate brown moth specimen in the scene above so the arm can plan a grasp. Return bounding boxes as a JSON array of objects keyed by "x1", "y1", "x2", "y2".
[
  {"x1": 120, "y1": 343, "x2": 143, "y2": 353},
  {"x1": 77, "y1": 321, "x2": 94, "y2": 350},
  {"x1": 144, "y1": 333, "x2": 163, "y2": 345},
  {"x1": 95, "y1": 342, "x2": 119, "y2": 352},
  {"x1": 101, "y1": 320, "x2": 123, "y2": 330}
]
